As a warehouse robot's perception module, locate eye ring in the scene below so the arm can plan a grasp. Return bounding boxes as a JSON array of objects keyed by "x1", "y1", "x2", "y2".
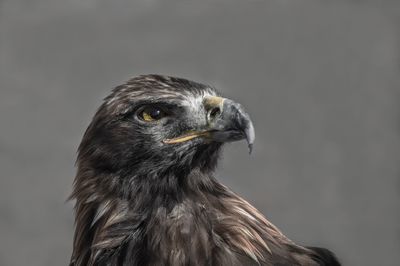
[{"x1": 137, "y1": 105, "x2": 167, "y2": 122}]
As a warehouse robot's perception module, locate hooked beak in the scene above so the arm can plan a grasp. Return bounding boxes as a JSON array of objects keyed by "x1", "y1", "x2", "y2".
[{"x1": 163, "y1": 96, "x2": 255, "y2": 153}]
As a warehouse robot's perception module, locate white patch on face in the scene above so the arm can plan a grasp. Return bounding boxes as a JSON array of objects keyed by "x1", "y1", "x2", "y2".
[{"x1": 181, "y1": 89, "x2": 216, "y2": 112}]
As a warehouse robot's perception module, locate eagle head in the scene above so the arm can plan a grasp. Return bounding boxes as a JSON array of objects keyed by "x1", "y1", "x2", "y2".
[{"x1": 77, "y1": 75, "x2": 254, "y2": 192}]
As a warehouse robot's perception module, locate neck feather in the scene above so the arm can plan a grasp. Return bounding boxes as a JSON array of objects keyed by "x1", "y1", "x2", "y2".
[{"x1": 71, "y1": 164, "x2": 310, "y2": 266}]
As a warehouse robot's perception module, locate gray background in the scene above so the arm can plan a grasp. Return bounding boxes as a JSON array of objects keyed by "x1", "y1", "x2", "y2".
[{"x1": 1, "y1": 0, "x2": 399, "y2": 265}]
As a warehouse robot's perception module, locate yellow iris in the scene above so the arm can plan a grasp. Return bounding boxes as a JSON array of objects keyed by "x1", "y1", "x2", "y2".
[
  {"x1": 142, "y1": 111, "x2": 155, "y2": 121},
  {"x1": 139, "y1": 106, "x2": 165, "y2": 122}
]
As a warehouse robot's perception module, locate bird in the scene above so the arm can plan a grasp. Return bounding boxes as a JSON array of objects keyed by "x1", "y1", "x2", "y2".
[{"x1": 69, "y1": 74, "x2": 340, "y2": 266}]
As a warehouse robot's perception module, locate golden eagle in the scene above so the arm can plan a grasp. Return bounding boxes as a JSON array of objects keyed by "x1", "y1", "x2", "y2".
[{"x1": 70, "y1": 75, "x2": 340, "y2": 266}]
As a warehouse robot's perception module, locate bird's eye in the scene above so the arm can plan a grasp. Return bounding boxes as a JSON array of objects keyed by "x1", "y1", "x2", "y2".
[{"x1": 138, "y1": 106, "x2": 166, "y2": 122}]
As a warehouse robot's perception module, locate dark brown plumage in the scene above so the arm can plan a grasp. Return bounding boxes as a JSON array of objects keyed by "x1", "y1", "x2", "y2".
[{"x1": 70, "y1": 74, "x2": 340, "y2": 266}]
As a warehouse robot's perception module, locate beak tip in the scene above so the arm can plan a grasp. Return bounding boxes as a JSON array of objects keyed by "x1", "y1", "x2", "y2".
[
  {"x1": 244, "y1": 121, "x2": 255, "y2": 155},
  {"x1": 248, "y1": 143, "x2": 253, "y2": 154}
]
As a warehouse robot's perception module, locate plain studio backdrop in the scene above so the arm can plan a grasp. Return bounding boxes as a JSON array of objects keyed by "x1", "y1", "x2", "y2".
[{"x1": 1, "y1": 0, "x2": 399, "y2": 265}]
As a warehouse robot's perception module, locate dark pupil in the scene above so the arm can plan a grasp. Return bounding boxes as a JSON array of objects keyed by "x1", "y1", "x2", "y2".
[{"x1": 149, "y1": 108, "x2": 162, "y2": 119}]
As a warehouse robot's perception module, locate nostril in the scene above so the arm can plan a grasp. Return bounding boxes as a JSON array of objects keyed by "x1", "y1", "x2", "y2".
[{"x1": 208, "y1": 107, "x2": 221, "y2": 121}]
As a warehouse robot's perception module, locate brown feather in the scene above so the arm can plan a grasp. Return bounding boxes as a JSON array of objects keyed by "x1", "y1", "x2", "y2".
[{"x1": 69, "y1": 75, "x2": 340, "y2": 266}]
